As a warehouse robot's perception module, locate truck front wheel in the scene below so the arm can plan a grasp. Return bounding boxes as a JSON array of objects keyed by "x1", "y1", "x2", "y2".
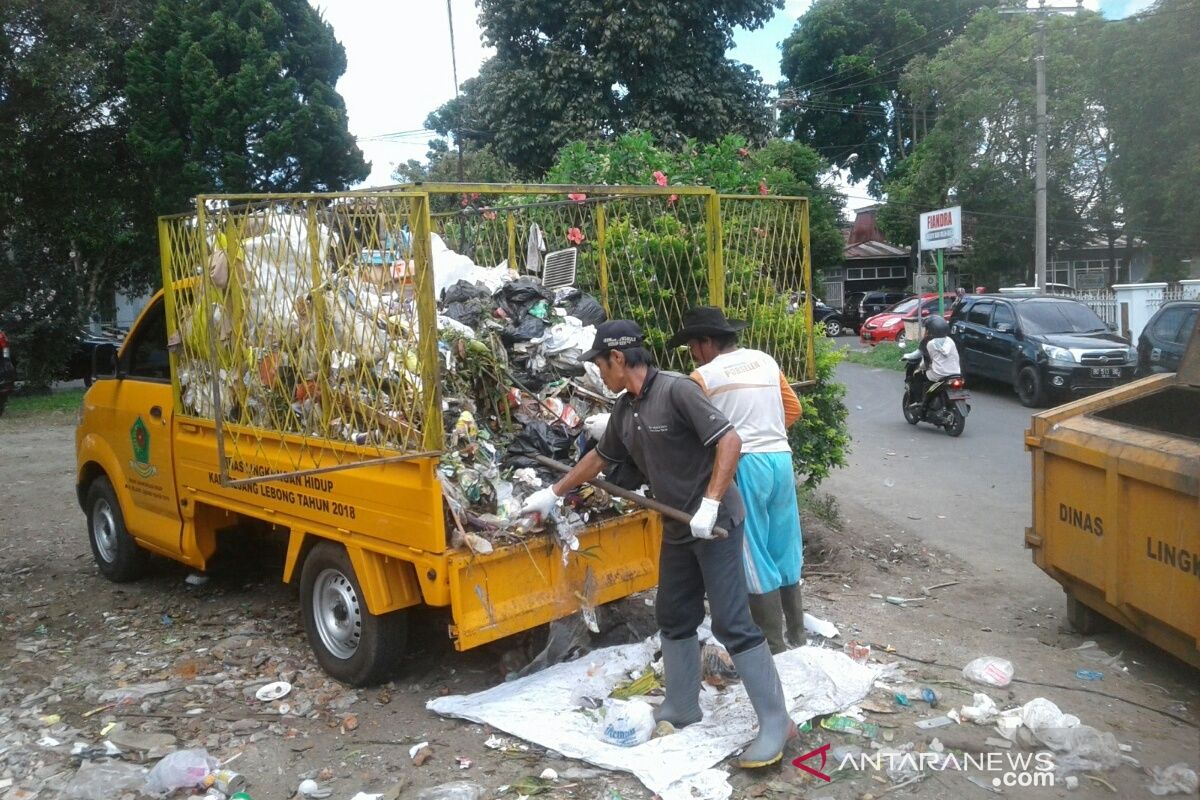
[
  {"x1": 300, "y1": 541, "x2": 408, "y2": 686},
  {"x1": 86, "y1": 476, "x2": 147, "y2": 582}
]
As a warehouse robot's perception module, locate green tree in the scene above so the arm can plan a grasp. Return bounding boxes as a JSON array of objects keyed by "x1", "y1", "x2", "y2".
[
  {"x1": 779, "y1": 0, "x2": 999, "y2": 192},
  {"x1": 125, "y1": 0, "x2": 368, "y2": 213},
  {"x1": 1100, "y1": 0, "x2": 1200, "y2": 269},
  {"x1": 427, "y1": 0, "x2": 781, "y2": 177},
  {"x1": 0, "y1": 0, "x2": 157, "y2": 387},
  {"x1": 876, "y1": 10, "x2": 1110, "y2": 287}
]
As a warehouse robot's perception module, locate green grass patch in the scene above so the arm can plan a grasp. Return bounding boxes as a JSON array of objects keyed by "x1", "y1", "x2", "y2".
[
  {"x1": 3, "y1": 388, "x2": 86, "y2": 418},
  {"x1": 839, "y1": 342, "x2": 909, "y2": 371}
]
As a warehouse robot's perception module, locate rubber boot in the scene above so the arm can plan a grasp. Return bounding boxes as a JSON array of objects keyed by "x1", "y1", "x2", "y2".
[
  {"x1": 779, "y1": 581, "x2": 805, "y2": 648},
  {"x1": 748, "y1": 591, "x2": 787, "y2": 655},
  {"x1": 654, "y1": 634, "x2": 703, "y2": 728},
  {"x1": 731, "y1": 641, "x2": 797, "y2": 768}
]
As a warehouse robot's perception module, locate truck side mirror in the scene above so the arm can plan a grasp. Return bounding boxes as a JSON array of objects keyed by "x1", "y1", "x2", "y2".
[
  {"x1": 92, "y1": 343, "x2": 119, "y2": 381},
  {"x1": 995, "y1": 322, "x2": 1013, "y2": 334}
]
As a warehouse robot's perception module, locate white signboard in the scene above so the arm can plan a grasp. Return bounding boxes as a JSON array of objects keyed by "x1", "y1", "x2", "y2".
[{"x1": 919, "y1": 205, "x2": 962, "y2": 250}]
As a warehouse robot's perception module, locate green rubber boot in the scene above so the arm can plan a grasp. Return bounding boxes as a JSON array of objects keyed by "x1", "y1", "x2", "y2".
[
  {"x1": 780, "y1": 581, "x2": 805, "y2": 648},
  {"x1": 654, "y1": 634, "x2": 703, "y2": 728},
  {"x1": 732, "y1": 641, "x2": 796, "y2": 768},
  {"x1": 748, "y1": 590, "x2": 788, "y2": 655}
]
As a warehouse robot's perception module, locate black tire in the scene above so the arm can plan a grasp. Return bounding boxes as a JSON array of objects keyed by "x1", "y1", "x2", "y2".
[
  {"x1": 822, "y1": 316, "x2": 843, "y2": 338},
  {"x1": 901, "y1": 388, "x2": 920, "y2": 425},
  {"x1": 1066, "y1": 595, "x2": 1111, "y2": 635},
  {"x1": 86, "y1": 476, "x2": 147, "y2": 582},
  {"x1": 1016, "y1": 365, "x2": 1047, "y2": 407},
  {"x1": 300, "y1": 540, "x2": 408, "y2": 687},
  {"x1": 944, "y1": 405, "x2": 967, "y2": 437}
]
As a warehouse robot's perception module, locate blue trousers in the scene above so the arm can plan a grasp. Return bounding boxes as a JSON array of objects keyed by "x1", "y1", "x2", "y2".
[{"x1": 736, "y1": 452, "x2": 803, "y2": 594}]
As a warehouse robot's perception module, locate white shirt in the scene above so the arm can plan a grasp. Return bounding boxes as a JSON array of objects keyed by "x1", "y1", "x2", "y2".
[
  {"x1": 926, "y1": 336, "x2": 962, "y2": 379},
  {"x1": 692, "y1": 348, "x2": 792, "y2": 454}
]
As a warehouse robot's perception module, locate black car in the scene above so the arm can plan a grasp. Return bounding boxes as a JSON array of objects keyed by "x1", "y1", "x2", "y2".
[
  {"x1": 1138, "y1": 300, "x2": 1200, "y2": 376},
  {"x1": 839, "y1": 291, "x2": 868, "y2": 333},
  {"x1": 790, "y1": 292, "x2": 846, "y2": 337},
  {"x1": 950, "y1": 295, "x2": 1136, "y2": 407}
]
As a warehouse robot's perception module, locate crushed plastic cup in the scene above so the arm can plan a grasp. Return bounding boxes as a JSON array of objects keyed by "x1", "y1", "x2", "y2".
[
  {"x1": 255, "y1": 681, "x2": 292, "y2": 701},
  {"x1": 962, "y1": 656, "x2": 1014, "y2": 687},
  {"x1": 145, "y1": 748, "x2": 217, "y2": 794}
]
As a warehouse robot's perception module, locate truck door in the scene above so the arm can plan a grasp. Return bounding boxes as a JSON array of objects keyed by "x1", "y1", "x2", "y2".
[
  {"x1": 111, "y1": 297, "x2": 182, "y2": 553},
  {"x1": 983, "y1": 301, "x2": 1019, "y2": 378},
  {"x1": 955, "y1": 300, "x2": 994, "y2": 376}
]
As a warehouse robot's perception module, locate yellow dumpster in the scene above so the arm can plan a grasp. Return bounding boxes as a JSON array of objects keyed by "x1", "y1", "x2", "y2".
[{"x1": 1024, "y1": 319, "x2": 1200, "y2": 669}]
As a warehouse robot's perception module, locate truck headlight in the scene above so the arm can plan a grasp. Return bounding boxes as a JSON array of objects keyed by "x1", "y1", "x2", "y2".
[{"x1": 1041, "y1": 344, "x2": 1075, "y2": 363}]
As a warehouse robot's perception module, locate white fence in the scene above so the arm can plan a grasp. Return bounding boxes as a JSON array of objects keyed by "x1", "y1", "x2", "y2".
[{"x1": 1073, "y1": 290, "x2": 1118, "y2": 327}]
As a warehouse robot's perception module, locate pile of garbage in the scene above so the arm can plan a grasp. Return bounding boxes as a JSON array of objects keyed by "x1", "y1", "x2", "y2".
[{"x1": 177, "y1": 219, "x2": 637, "y2": 553}]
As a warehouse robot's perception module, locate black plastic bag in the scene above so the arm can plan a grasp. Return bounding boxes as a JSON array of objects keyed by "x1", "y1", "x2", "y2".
[
  {"x1": 496, "y1": 278, "x2": 554, "y2": 320},
  {"x1": 505, "y1": 420, "x2": 574, "y2": 468},
  {"x1": 559, "y1": 289, "x2": 607, "y2": 326},
  {"x1": 501, "y1": 314, "x2": 549, "y2": 344},
  {"x1": 444, "y1": 297, "x2": 490, "y2": 328},
  {"x1": 442, "y1": 280, "x2": 493, "y2": 305}
]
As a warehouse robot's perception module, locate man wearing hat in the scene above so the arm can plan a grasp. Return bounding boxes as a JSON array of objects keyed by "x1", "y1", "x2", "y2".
[
  {"x1": 520, "y1": 320, "x2": 795, "y2": 768},
  {"x1": 669, "y1": 307, "x2": 805, "y2": 655}
]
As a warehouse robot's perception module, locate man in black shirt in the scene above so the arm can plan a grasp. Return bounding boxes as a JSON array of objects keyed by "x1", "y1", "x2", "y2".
[{"x1": 521, "y1": 321, "x2": 795, "y2": 768}]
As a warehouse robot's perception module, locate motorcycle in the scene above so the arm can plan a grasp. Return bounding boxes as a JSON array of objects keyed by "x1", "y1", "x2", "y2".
[
  {"x1": 0, "y1": 328, "x2": 14, "y2": 418},
  {"x1": 901, "y1": 349, "x2": 970, "y2": 436}
]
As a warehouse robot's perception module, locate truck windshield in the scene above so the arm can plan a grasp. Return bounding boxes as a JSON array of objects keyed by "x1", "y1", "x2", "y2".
[{"x1": 1017, "y1": 302, "x2": 1109, "y2": 335}]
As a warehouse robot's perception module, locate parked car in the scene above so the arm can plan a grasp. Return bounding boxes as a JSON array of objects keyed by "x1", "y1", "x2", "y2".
[
  {"x1": 859, "y1": 289, "x2": 912, "y2": 320},
  {"x1": 69, "y1": 326, "x2": 128, "y2": 386},
  {"x1": 839, "y1": 291, "x2": 869, "y2": 334},
  {"x1": 949, "y1": 295, "x2": 1136, "y2": 407},
  {"x1": 860, "y1": 293, "x2": 957, "y2": 346},
  {"x1": 790, "y1": 292, "x2": 846, "y2": 337},
  {"x1": 1137, "y1": 300, "x2": 1200, "y2": 376}
]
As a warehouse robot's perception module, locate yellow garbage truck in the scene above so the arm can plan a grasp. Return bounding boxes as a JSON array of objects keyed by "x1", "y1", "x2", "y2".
[{"x1": 74, "y1": 186, "x2": 815, "y2": 685}]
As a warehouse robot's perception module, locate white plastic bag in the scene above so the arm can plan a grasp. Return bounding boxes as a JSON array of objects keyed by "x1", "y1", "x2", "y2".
[
  {"x1": 959, "y1": 692, "x2": 1000, "y2": 724},
  {"x1": 962, "y1": 656, "x2": 1014, "y2": 687},
  {"x1": 599, "y1": 699, "x2": 656, "y2": 748},
  {"x1": 1147, "y1": 763, "x2": 1200, "y2": 796},
  {"x1": 145, "y1": 748, "x2": 217, "y2": 795}
]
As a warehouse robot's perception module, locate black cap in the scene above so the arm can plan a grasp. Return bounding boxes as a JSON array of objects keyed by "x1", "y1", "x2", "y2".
[
  {"x1": 667, "y1": 306, "x2": 748, "y2": 348},
  {"x1": 580, "y1": 320, "x2": 645, "y2": 362}
]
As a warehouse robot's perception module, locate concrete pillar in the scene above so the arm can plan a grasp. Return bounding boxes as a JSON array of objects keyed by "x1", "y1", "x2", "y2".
[
  {"x1": 1180, "y1": 279, "x2": 1200, "y2": 300},
  {"x1": 1112, "y1": 282, "x2": 1167, "y2": 341}
]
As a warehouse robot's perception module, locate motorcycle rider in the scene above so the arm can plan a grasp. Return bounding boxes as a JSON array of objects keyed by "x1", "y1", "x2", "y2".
[{"x1": 908, "y1": 316, "x2": 961, "y2": 416}]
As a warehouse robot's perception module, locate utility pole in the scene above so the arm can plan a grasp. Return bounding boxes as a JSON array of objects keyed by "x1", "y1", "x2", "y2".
[
  {"x1": 1000, "y1": 1, "x2": 1082, "y2": 289},
  {"x1": 446, "y1": 0, "x2": 464, "y2": 182}
]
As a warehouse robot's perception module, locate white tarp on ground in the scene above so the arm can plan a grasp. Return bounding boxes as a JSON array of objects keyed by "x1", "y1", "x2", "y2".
[{"x1": 428, "y1": 638, "x2": 878, "y2": 800}]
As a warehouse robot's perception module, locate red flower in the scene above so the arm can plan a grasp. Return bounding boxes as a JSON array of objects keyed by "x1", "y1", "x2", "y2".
[
  {"x1": 567, "y1": 227, "x2": 585, "y2": 245},
  {"x1": 758, "y1": 181, "x2": 769, "y2": 196},
  {"x1": 668, "y1": 194, "x2": 679, "y2": 205},
  {"x1": 568, "y1": 192, "x2": 587, "y2": 203},
  {"x1": 652, "y1": 170, "x2": 668, "y2": 187},
  {"x1": 482, "y1": 209, "x2": 497, "y2": 221},
  {"x1": 738, "y1": 148, "x2": 749, "y2": 157}
]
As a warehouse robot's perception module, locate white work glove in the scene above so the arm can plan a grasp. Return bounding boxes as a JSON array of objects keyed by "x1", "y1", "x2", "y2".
[
  {"x1": 520, "y1": 486, "x2": 562, "y2": 518},
  {"x1": 689, "y1": 497, "x2": 721, "y2": 540},
  {"x1": 584, "y1": 412, "x2": 610, "y2": 441}
]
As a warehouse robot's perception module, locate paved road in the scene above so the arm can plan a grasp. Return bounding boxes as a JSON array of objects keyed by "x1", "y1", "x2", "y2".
[{"x1": 822, "y1": 360, "x2": 1063, "y2": 604}]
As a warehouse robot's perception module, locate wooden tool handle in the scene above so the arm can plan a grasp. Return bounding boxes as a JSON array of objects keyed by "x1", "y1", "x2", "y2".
[{"x1": 531, "y1": 454, "x2": 729, "y2": 539}]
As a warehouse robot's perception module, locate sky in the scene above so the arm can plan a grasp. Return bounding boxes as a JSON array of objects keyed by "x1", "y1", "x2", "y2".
[{"x1": 315, "y1": 0, "x2": 1154, "y2": 209}]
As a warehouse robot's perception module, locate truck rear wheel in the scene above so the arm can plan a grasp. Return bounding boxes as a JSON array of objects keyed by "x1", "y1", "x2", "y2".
[
  {"x1": 300, "y1": 541, "x2": 407, "y2": 687},
  {"x1": 86, "y1": 476, "x2": 147, "y2": 582},
  {"x1": 1066, "y1": 595, "x2": 1111, "y2": 635}
]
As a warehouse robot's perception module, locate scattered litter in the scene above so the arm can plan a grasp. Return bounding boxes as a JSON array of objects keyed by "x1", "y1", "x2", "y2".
[
  {"x1": 415, "y1": 783, "x2": 486, "y2": 800},
  {"x1": 107, "y1": 728, "x2": 176, "y2": 752},
  {"x1": 539, "y1": 768, "x2": 559, "y2": 781},
  {"x1": 184, "y1": 573, "x2": 209, "y2": 586},
  {"x1": 1075, "y1": 669, "x2": 1103, "y2": 681},
  {"x1": 255, "y1": 681, "x2": 292, "y2": 701},
  {"x1": 820, "y1": 715, "x2": 879, "y2": 739},
  {"x1": 921, "y1": 687, "x2": 938, "y2": 708},
  {"x1": 701, "y1": 643, "x2": 738, "y2": 688},
  {"x1": 959, "y1": 693, "x2": 1000, "y2": 725},
  {"x1": 145, "y1": 748, "x2": 217, "y2": 794},
  {"x1": 962, "y1": 656, "x2": 1014, "y2": 688},
  {"x1": 1065, "y1": 775, "x2": 1079, "y2": 790},
  {"x1": 803, "y1": 613, "x2": 839, "y2": 639},
  {"x1": 600, "y1": 699, "x2": 656, "y2": 747},
  {"x1": 985, "y1": 737, "x2": 1013, "y2": 750},
  {"x1": 894, "y1": 692, "x2": 910, "y2": 706},
  {"x1": 298, "y1": 778, "x2": 332, "y2": 798},
  {"x1": 36, "y1": 736, "x2": 60, "y2": 747},
  {"x1": 842, "y1": 641, "x2": 871, "y2": 663},
  {"x1": 610, "y1": 669, "x2": 661, "y2": 700},
  {"x1": 62, "y1": 760, "x2": 148, "y2": 800},
  {"x1": 1146, "y1": 763, "x2": 1199, "y2": 796},
  {"x1": 456, "y1": 756, "x2": 473, "y2": 770},
  {"x1": 914, "y1": 715, "x2": 955, "y2": 730},
  {"x1": 410, "y1": 742, "x2": 432, "y2": 765},
  {"x1": 965, "y1": 774, "x2": 1002, "y2": 794}
]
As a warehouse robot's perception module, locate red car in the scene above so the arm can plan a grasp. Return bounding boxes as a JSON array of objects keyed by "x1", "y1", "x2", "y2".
[{"x1": 860, "y1": 293, "x2": 957, "y2": 346}]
